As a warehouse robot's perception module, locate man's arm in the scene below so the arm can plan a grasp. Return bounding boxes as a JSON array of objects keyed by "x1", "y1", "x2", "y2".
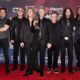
[{"x1": 0, "y1": 24, "x2": 9, "y2": 32}]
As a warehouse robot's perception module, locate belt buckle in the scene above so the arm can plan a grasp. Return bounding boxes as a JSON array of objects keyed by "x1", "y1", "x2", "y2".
[{"x1": 64, "y1": 37, "x2": 69, "y2": 40}]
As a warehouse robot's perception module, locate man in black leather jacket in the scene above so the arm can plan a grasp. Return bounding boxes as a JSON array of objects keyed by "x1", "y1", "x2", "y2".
[
  {"x1": 60, "y1": 8, "x2": 75, "y2": 74},
  {"x1": 11, "y1": 7, "x2": 26, "y2": 71},
  {"x1": 74, "y1": 6, "x2": 80, "y2": 70}
]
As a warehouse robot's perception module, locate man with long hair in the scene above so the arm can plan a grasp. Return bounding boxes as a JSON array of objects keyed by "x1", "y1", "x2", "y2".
[
  {"x1": 60, "y1": 8, "x2": 75, "y2": 74},
  {"x1": 74, "y1": 6, "x2": 80, "y2": 70}
]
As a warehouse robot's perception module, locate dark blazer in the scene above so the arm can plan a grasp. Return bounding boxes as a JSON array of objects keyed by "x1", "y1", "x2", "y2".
[
  {"x1": 32, "y1": 17, "x2": 52, "y2": 46},
  {"x1": 20, "y1": 18, "x2": 34, "y2": 44}
]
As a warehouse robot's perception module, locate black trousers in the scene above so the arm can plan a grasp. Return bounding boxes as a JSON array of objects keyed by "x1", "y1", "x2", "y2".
[
  {"x1": 48, "y1": 43, "x2": 60, "y2": 69},
  {"x1": 61, "y1": 39, "x2": 73, "y2": 70},
  {"x1": 34, "y1": 53, "x2": 38, "y2": 67},
  {"x1": 13, "y1": 40, "x2": 25, "y2": 68},
  {"x1": 23, "y1": 42, "x2": 38, "y2": 71},
  {"x1": 24, "y1": 42, "x2": 32, "y2": 70},
  {"x1": 0, "y1": 38, "x2": 9, "y2": 69},
  {"x1": 74, "y1": 40, "x2": 80, "y2": 68},
  {"x1": 31, "y1": 41, "x2": 46, "y2": 71}
]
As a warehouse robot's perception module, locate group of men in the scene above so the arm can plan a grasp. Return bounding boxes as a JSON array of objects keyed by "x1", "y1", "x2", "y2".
[{"x1": 0, "y1": 6, "x2": 80, "y2": 77}]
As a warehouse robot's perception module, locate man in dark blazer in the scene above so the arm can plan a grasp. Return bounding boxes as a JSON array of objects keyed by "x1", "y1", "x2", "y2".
[{"x1": 31, "y1": 6, "x2": 52, "y2": 77}]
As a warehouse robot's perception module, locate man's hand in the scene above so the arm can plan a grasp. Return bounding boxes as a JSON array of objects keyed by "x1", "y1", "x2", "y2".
[
  {"x1": 47, "y1": 43, "x2": 52, "y2": 49},
  {"x1": 10, "y1": 40, "x2": 14, "y2": 44},
  {"x1": 33, "y1": 20, "x2": 38, "y2": 26},
  {"x1": 20, "y1": 42, "x2": 24, "y2": 48}
]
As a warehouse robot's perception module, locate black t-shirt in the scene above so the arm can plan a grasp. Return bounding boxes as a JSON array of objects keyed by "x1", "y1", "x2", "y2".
[
  {"x1": 0, "y1": 18, "x2": 10, "y2": 39},
  {"x1": 51, "y1": 21, "x2": 62, "y2": 44},
  {"x1": 61, "y1": 18, "x2": 74, "y2": 39},
  {"x1": 6, "y1": 19, "x2": 10, "y2": 26}
]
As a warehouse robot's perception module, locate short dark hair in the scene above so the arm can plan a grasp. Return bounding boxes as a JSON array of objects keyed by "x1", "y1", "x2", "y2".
[
  {"x1": 51, "y1": 11, "x2": 58, "y2": 16},
  {"x1": 0, "y1": 8, "x2": 7, "y2": 14},
  {"x1": 0, "y1": 7, "x2": 7, "y2": 16}
]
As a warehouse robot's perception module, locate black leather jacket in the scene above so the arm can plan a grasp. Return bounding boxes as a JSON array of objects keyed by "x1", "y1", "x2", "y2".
[
  {"x1": 60, "y1": 18, "x2": 74, "y2": 40},
  {"x1": 11, "y1": 17, "x2": 27, "y2": 41},
  {"x1": 74, "y1": 18, "x2": 80, "y2": 43}
]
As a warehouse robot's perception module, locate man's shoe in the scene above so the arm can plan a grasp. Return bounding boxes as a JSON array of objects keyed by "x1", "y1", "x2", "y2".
[
  {"x1": 12, "y1": 67, "x2": 17, "y2": 71},
  {"x1": 54, "y1": 68, "x2": 59, "y2": 73},
  {"x1": 61, "y1": 68, "x2": 65, "y2": 73},
  {"x1": 34, "y1": 67, "x2": 40, "y2": 72},
  {"x1": 20, "y1": 67, "x2": 25, "y2": 71},
  {"x1": 40, "y1": 70, "x2": 44, "y2": 77},
  {"x1": 47, "y1": 68, "x2": 51, "y2": 73},
  {"x1": 23, "y1": 69, "x2": 33, "y2": 77},
  {"x1": 6, "y1": 69, "x2": 10, "y2": 74},
  {"x1": 68, "y1": 69, "x2": 74, "y2": 74}
]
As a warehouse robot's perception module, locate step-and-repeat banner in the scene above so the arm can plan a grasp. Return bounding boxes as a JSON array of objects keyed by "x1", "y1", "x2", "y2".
[{"x1": 0, "y1": 0, "x2": 80, "y2": 65}]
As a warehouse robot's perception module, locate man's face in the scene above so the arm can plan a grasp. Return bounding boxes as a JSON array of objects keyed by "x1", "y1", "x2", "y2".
[
  {"x1": 77, "y1": 8, "x2": 80, "y2": 16},
  {"x1": 17, "y1": 8, "x2": 24, "y2": 16},
  {"x1": 65, "y1": 9, "x2": 71, "y2": 18},
  {"x1": 39, "y1": 9, "x2": 45, "y2": 17},
  {"x1": 27, "y1": 9, "x2": 34, "y2": 17},
  {"x1": 0, "y1": 12, "x2": 1, "y2": 18},
  {"x1": 0, "y1": 9, "x2": 6, "y2": 18},
  {"x1": 51, "y1": 13, "x2": 58, "y2": 22}
]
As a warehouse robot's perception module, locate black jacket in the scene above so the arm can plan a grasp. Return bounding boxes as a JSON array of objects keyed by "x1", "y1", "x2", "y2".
[
  {"x1": 32, "y1": 17, "x2": 52, "y2": 46},
  {"x1": 60, "y1": 18, "x2": 74, "y2": 40},
  {"x1": 11, "y1": 17, "x2": 27, "y2": 41},
  {"x1": 20, "y1": 18, "x2": 34, "y2": 44},
  {"x1": 0, "y1": 18, "x2": 10, "y2": 39},
  {"x1": 50, "y1": 21, "x2": 62, "y2": 44},
  {"x1": 74, "y1": 18, "x2": 80, "y2": 43}
]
